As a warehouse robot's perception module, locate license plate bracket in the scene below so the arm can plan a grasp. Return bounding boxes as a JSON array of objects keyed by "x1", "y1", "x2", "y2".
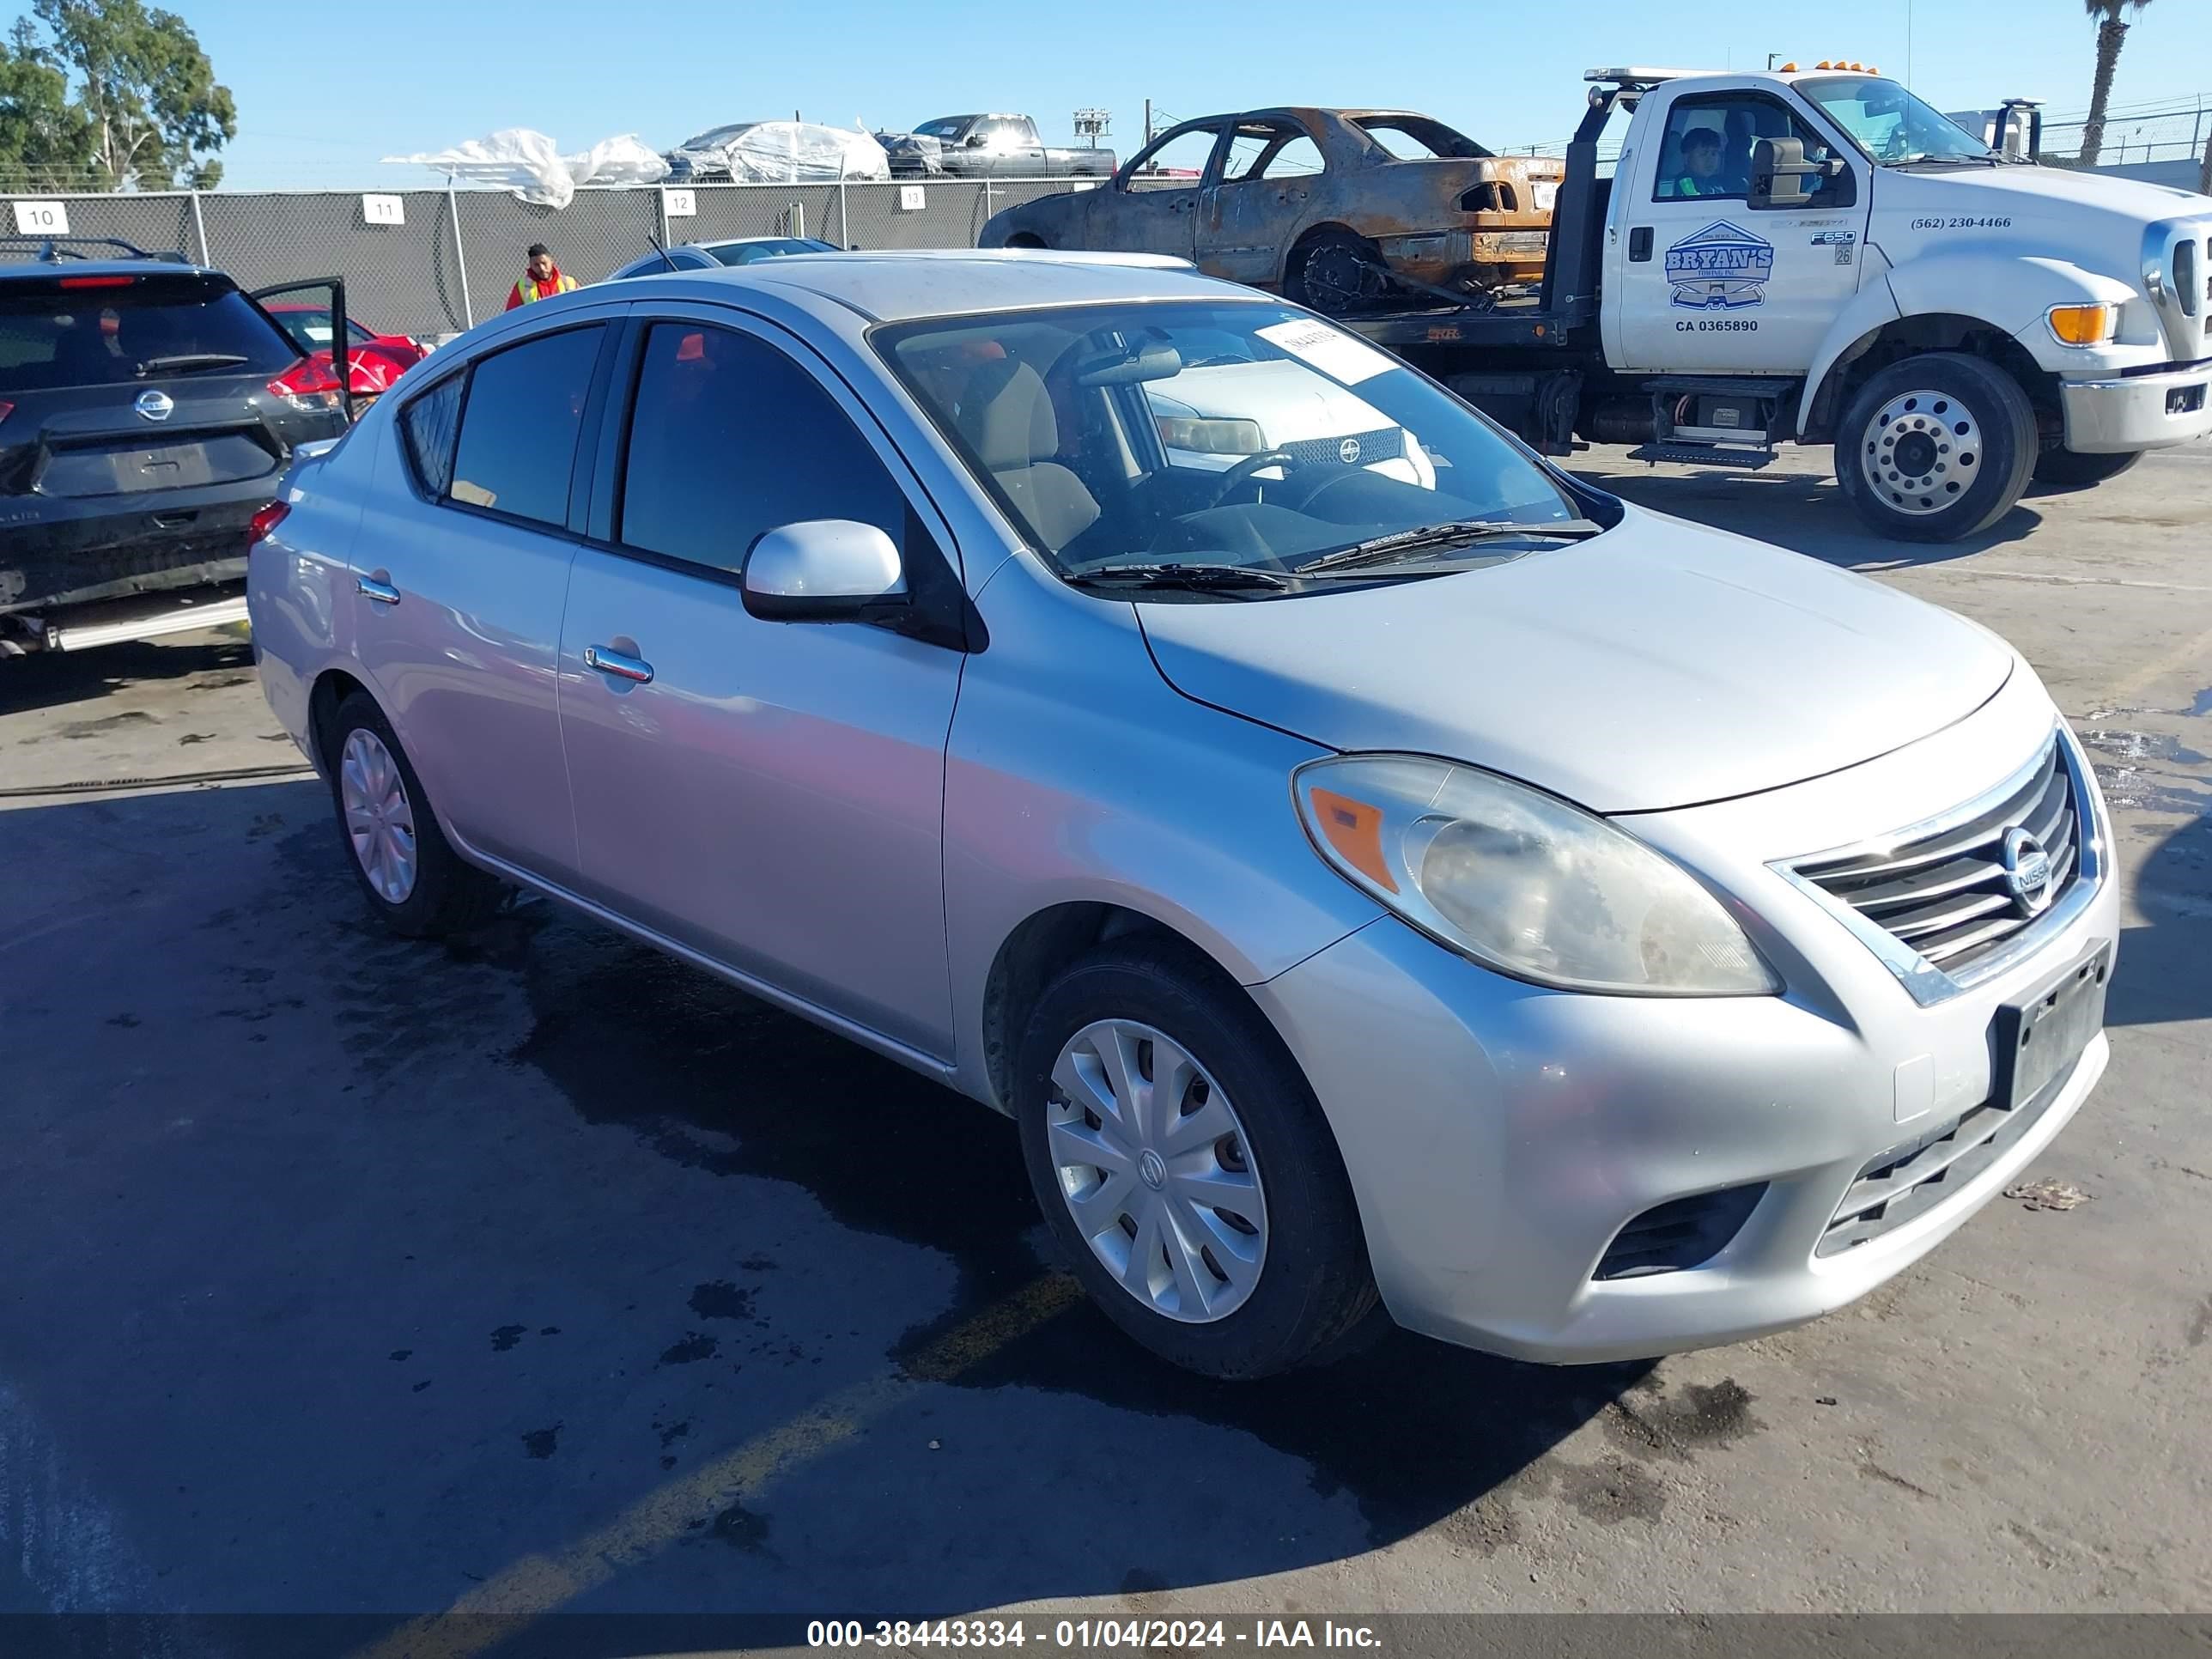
[{"x1": 1990, "y1": 941, "x2": 2111, "y2": 1112}]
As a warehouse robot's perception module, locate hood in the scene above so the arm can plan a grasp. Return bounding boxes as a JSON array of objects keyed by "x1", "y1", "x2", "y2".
[
  {"x1": 1138, "y1": 507, "x2": 2012, "y2": 814},
  {"x1": 1876, "y1": 164, "x2": 2212, "y2": 254}
]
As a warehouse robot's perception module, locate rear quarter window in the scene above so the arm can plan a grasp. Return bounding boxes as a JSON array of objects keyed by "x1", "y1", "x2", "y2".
[{"x1": 400, "y1": 374, "x2": 463, "y2": 497}]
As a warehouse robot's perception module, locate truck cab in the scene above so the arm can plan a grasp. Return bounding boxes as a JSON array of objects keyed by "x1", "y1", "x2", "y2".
[{"x1": 1593, "y1": 65, "x2": 2212, "y2": 536}]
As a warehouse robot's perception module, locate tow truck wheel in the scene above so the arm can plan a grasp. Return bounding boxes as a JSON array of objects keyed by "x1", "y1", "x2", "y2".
[
  {"x1": 2032, "y1": 447, "x2": 2141, "y2": 490},
  {"x1": 1835, "y1": 354, "x2": 2036, "y2": 543}
]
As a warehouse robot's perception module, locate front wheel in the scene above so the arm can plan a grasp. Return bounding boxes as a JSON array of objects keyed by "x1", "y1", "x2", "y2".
[
  {"x1": 2033, "y1": 446, "x2": 2141, "y2": 490},
  {"x1": 1015, "y1": 938, "x2": 1379, "y2": 1379},
  {"x1": 1834, "y1": 354, "x2": 2037, "y2": 543}
]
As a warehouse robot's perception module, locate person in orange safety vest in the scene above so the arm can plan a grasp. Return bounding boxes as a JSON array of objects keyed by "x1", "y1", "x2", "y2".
[{"x1": 505, "y1": 244, "x2": 578, "y2": 309}]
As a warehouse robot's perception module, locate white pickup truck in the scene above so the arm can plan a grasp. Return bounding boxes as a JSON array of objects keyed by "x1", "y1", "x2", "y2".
[{"x1": 1355, "y1": 66, "x2": 2212, "y2": 541}]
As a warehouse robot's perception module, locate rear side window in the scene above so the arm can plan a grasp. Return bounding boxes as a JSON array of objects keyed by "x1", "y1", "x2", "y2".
[
  {"x1": 0, "y1": 276, "x2": 299, "y2": 395},
  {"x1": 617, "y1": 321, "x2": 907, "y2": 575},
  {"x1": 447, "y1": 325, "x2": 604, "y2": 526},
  {"x1": 401, "y1": 374, "x2": 463, "y2": 497}
]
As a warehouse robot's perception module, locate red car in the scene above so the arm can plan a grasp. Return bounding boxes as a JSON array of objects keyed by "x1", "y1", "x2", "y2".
[{"x1": 264, "y1": 301, "x2": 429, "y2": 400}]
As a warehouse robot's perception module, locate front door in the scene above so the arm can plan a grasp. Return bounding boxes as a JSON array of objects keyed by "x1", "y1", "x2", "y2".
[
  {"x1": 556, "y1": 316, "x2": 965, "y2": 1057},
  {"x1": 1614, "y1": 88, "x2": 1869, "y2": 374},
  {"x1": 1198, "y1": 118, "x2": 1328, "y2": 287},
  {"x1": 350, "y1": 318, "x2": 615, "y2": 884},
  {"x1": 1097, "y1": 122, "x2": 1225, "y2": 261}
]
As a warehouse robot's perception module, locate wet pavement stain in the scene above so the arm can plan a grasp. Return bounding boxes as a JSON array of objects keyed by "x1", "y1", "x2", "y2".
[
  {"x1": 2081, "y1": 728, "x2": 2210, "y2": 768},
  {"x1": 521, "y1": 1424, "x2": 562, "y2": 1460},
  {"x1": 475, "y1": 907, "x2": 1700, "y2": 1553},
  {"x1": 705, "y1": 1501, "x2": 770, "y2": 1553},
  {"x1": 490, "y1": 1325, "x2": 527, "y2": 1353},
  {"x1": 689, "y1": 1281, "x2": 757, "y2": 1322},
  {"x1": 1602, "y1": 1376, "x2": 1761, "y2": 1461},
  {"x1": 2093, "y1": 764, "x2": 2211, "y2": 819},
  {"x1": 1553, "y1": 1455, "x2": 1668, "y2": 1524},
  {"x1": 58, "y1": 710, "x2": 156, "y2": 740},
  {"x1": 659, "y1": 1333, "x2": 719, "y2": 1365},
  {"x1": 2191, "y1": 688, "x2": 2212, "y2": 720},
  {"x1": 389, "y1": 1350, "x2": 411, "y2": 1362}
]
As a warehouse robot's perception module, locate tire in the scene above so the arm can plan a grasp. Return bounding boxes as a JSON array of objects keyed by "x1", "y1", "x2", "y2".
[
  {"x1": 1003, "y1": 233, "x2": 1048, "y2": 250},
  {"x1": 1014, "y1": 936, "x2": 1380, "y2": 1379},
  {"x1": 2033, "y1": 446, "x2": 2140, "y2": 490},
  {"x1": 326, "y1": 690, "x2": 503, "y2": 938},
  {"x1": 1285, "y1": 228, "x2": 1387, "y2": 316},
  {"x1": 1834, "y1": 354, "x2": 2037, "y2": 543}
]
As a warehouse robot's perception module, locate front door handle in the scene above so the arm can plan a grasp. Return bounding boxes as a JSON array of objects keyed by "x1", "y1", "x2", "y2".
[
  {"x1": 357, "y1": 575, "x2": 400, "y2": 605},
  {"x1": 584, "y1": 644, "x2": 653, "y2": 684},
  {"x1": 1628, "y1": 226, "x2": 1654, "y2": 263}
]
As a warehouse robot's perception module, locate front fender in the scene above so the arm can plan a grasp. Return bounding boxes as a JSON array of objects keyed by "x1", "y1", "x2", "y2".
[{"x1": 1797, "y1": 253, "x2": 2142, "y2": 433}]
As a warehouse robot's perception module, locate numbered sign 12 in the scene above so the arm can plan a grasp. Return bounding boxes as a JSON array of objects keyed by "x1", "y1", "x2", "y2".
[
  {"x1": 12, "y1": 200, "x2": 70, "y2": 237},
  {"x1": 664, "y1": 189, "x2": 696, "y2": 218}
]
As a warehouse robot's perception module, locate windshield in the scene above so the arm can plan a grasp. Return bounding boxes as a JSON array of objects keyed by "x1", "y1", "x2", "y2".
[
  {"x1": 915, "y1": 119, "x2": 969, "y2": 139},
  {"x1": 1799, "y1": 76, "x2": 1995, "y2": 164},
  {"x1": 875, "y1": 301, "x2": 1586, "y2": 584},
  {"x1": 708, "y1": 238, "x2": 835, "y2": 265}
]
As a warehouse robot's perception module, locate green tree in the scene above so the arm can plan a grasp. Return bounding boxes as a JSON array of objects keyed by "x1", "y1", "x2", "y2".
[
  {"x1": 0, "y1": 18, "x2": 97, "y2": 187},
  {"x1": 5, "y1": 0, "x2": 235, "y2": 189},
  {"x1": 2076, "y1": 0, "x2": 2153, "y2": 168}
]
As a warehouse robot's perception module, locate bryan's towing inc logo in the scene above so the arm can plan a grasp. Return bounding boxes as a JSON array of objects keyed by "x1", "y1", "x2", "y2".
[{"x1": 1666, "y1": 221, "x2": 1774, "y2": 309}]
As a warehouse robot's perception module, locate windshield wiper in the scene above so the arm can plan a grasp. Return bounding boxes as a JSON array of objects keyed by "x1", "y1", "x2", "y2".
[
  {"x1": 1072, "y1": 562, "x2": 1294, "y2": 592},
  {"x1": 1292, "y1": 518, "x2": 1605, "y2": 575},
  {"x1": 138, "y1": 352, "x2": 250, "y2": 374}
]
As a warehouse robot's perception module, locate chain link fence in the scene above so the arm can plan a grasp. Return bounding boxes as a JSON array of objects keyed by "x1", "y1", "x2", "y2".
[
  {"x1": 1, "y1": 178, "x2": 1087, "y2": 339},
  {"x1": 2040, "y1": 102, "x2": 2211, "y2": 170}
]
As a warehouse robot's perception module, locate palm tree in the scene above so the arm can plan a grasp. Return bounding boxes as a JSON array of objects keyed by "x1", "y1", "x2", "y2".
[{"x1": 2077, "y1": 0, "x2": 2153, "y2": 167}]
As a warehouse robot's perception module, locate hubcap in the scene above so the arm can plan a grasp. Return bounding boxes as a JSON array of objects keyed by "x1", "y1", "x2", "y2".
[
  {"x1": 1861, "y1": 389, "x2": 1980, "y2": 517},
  {"x1": 1046, "y1": 1019, "x2": 1268, "y2": 1323},
  {"x1": 339, "y1": 728, "x2": 418, "y2": 905}
]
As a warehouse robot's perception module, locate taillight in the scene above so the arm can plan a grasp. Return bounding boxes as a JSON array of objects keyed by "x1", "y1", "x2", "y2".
[
  {"x1": 269, "y1": 357, "x2": 344, "y2": 413},
  {"x1": 0, "y1": 399, "x2": 13, "y2": 428},
  {"x1": 59, "y1": 274, "x2": 135, "y2": 289},
  {"x1": 247, "y1": 500, "x2": 290, "y2": 549}
]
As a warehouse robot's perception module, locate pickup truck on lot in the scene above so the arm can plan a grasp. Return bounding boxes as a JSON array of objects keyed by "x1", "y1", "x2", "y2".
[{"x1": 878, "y1": 113, "x2": 1116, "y2": 179}]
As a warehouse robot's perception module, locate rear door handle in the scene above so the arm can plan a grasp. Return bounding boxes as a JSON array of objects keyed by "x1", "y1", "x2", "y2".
[
  {"x1": 584, "y1": 644, "x2": 653, "y2": 684},
  {"x1": 357, "y1": 576, "x2": 400, "y2": 605}
]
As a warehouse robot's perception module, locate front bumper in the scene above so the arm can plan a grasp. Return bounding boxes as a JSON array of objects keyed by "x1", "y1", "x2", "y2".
[
  {"x1": 1249, "y1": 683, "x2": 2119, "y2": 1364},
  {"x1": 2058, "y1": 363, "x2": 2212, "y2": 453}
]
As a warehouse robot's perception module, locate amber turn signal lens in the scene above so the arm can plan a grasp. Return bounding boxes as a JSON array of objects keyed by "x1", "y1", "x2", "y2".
[
  {"x1": 2047, "y1": 303, "x2": 2118, "y2": 346},
  {"x1": 1308, "y1": 787, "x2": 1398, "y2": 894}
]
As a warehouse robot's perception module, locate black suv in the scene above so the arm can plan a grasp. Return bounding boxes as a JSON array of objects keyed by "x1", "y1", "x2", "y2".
[{"x1": 1, "y1": 244, "x2": 349, "y2": 650}]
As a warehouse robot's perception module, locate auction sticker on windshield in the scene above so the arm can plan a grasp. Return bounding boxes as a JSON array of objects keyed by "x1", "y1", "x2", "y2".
[{"x1": 1256, "y1": 319, "x2": 1397, "y2": 385}]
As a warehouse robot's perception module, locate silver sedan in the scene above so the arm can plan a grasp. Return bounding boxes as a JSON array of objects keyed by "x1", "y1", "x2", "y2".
[{"x1": 249, "y1": 250, "x2": 2117, "y2": 1378}]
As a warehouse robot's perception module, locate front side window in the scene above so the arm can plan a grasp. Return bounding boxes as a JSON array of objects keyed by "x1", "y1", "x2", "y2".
[
  {"x1": 1799, "y1": 76, "x2": 1995, "y2": 166},
  {"x1": 1126, "y1": 126, "x2": 1219, "y2": 186},
  {"x1": 876, "y1": 301, "x2": 1585, "y2": 583},
  {"x1": 1222, "y1": 124, "x2": 1325, "y2": 182},
  {"x1": 617, "y1": 321, "x2": 907, "y2": 576},
  {"x1": 447, "y1": 325, "x2": 604, "y2": 525},
  {"x1": 1653, "y1": 95, "x2": 1844, "y2": 202}
]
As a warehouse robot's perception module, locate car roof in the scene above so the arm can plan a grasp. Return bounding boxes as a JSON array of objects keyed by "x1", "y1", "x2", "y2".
[
  {"x1": 0, "y1": 257, "x2": 221, "y2": 283},
  {"x1": 653, "y1": 248, "x2": 1243, "y2": 324}
]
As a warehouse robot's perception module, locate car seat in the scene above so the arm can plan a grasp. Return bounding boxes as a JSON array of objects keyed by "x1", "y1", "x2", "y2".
[{"x1": 955, "y1": 358, "x2": 1101, "y2": 552}]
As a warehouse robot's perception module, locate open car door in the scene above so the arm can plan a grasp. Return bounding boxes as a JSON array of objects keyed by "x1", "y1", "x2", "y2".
[{"x1": 247, "y1": 277, "x2": 356, "y2": 424}]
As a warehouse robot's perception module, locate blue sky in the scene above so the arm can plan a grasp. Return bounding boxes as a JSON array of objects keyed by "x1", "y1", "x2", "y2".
[{"x1": 136, "y1": 0, "x2": 2212, "y2": 188}]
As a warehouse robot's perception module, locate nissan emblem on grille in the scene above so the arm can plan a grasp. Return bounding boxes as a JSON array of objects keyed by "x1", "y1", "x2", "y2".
[
  {"x1": 2001, "y1": 826, "x2": 2054, "y2": 916},
  {"x1": 134, "y1": 390, "x2": 174, "y2": 422},
  {"x1": 1339, "y1": 437, "x2": 1362, "y2": 465}
]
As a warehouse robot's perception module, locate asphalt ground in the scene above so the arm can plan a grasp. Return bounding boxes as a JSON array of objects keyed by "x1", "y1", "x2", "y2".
[{"x1": 2, "y1": 443, "x2": 2207, "y2": 1635}]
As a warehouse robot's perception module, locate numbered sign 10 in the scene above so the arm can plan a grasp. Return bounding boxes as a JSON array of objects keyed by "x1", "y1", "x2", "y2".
[{"x1": 12, "y1": 200, "x2": 70, "y2": 237}]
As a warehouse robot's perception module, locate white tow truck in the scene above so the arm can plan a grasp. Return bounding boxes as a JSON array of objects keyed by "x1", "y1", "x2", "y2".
[{"x1": 1352, "y1": 65, "x2": 2212, "y2": 540}]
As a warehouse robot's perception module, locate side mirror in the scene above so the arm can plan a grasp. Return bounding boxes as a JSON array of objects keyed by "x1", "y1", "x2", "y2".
[
  {"x1": 742, "y1": 520, "x2": 907, "y2": 623},
  {"x1": 1748, "y1": 137, "x2": 1826, "y2": 210},
  {"x1": 965, "y1": 133, "x2": 989, "y2": 149}
]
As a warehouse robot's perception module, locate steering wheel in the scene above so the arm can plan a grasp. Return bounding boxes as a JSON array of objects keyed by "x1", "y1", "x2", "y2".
[
  {"x1": 1203, "y1": 449, "x2": 1298, "y2": 511},
  {"x1": 1272, "y1": 464, "x2": 1372, "y2": 516}
]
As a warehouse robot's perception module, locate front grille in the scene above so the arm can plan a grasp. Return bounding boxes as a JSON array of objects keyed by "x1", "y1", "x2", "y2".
[
  {"x1": 1817, "y1": 1052, "x2": 2080, "y2": 1256},
  {"x1": 1793, "y1": 738, "x2": 2081, "y2": 978},
  {"x1": 1593, "y1": 1182, "x2": 1767, "y2": 1279},
  {"x1": 1278, "y1": 427, "x2": 1404, "y2": 469}
]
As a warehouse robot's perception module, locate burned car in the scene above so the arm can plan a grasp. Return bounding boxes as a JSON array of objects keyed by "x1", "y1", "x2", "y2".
[{"x1": 980, "y1": 108, "x2": 1561, "y2": 313}]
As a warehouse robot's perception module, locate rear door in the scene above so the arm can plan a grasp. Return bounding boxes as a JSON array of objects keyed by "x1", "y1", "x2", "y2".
[
  {"x1": 349, "y1": 314, "x2": 619, "y2": 884},
  {"x1": 1199, "y1": 117, "x2": 1328, "y2": 285},
  {"x1": 1613, "y1": 86, "x2": 1868, "y2": 374}
]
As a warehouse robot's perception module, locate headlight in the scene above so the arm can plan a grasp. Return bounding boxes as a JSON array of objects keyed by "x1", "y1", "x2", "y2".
[
  {"x1": 1154, "y1": 415, "x2": 1267, "y2": 454},
  {"x1": 2047, "y1": 302, "x2": 2118, "y2": 347},
  {"x1": 1294, "y1": 755, "x2": 1780, "y2": 996}
]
